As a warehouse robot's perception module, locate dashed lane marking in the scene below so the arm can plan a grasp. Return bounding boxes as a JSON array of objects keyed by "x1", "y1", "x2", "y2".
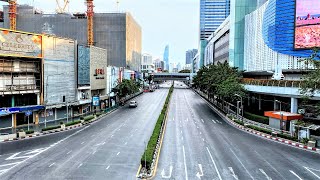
[
  {"x1": 49, "y1": 163, "x2": 55, "y2": 167},
  {"x1": 212, "y1": 120, "x2": 216, "y2": 124},
  {"x1": 201, "y1": 119, "x2": 204, "y2": 123},
  {"x1": 81, "y1": 142, "x2": 85, "y2": 145},
  {"x1": 304, "y1": 167, "x2": 320, "y2": 179},
  {"x1": 124, "y1": 142, "x2": 127, "y2": 145},
  {"x1": 229, "y1": 148, "x2": 254, "y2": 180},
  {"x1": 67, "y1": 151, "x2": 72, "y2": 155},
  {"x1": 289, "y1": 170, "x2": 303, "y2": 180},
  {"x1": 117, "y1": 152, "x2": 120, "y2": 156},
  {"x1": 206, "y1": 147, "x2": 222, "y2": 180},
  {"x1": 77, "y1": 163, "x2": 83, "y2": 168},
  {"x1": 259, "y1": 169, "x2": 272, "y2": 180},
  {"x1": 106, "y1": 165, "x2": 110, "y2": 170}
]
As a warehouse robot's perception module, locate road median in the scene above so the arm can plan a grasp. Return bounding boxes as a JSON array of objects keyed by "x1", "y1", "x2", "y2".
[{"x1": 137, "y1": 85, "x2": 173, "y2": 179}]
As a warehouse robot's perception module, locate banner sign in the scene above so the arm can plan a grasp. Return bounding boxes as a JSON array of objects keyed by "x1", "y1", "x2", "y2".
[{"x1": 0, "y1": 29, "x2": 42, "y2": 58}]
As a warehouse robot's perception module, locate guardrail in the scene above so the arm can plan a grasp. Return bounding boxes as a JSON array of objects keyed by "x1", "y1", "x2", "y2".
[{"x1": 241, "y1": 78, "x2": 316, "y2": 89}]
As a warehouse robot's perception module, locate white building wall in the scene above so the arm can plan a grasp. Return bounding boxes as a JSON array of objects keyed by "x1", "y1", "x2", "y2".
[{"x1": 244, "y1": 2, "x2": 313, "y2": 72}]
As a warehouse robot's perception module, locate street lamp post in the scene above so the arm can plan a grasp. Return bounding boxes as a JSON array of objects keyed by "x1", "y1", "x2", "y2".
[
  {"x1": 275, "y1": 100, "x2": 283, "y2": 130},
  {"x1": 235, "y1": 94, "x2": 243, "y2": 123}
]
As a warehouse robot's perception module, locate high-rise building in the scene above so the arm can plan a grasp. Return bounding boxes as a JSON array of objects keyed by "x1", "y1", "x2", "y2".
[
  {"x1": 186, "y1": 49, "x2": 198, "y2": 64},
  {"x1": 163, "y1": 45, "x2": 169, "y2": 71},
  {"x1": 200, "y1": 0, "x2": 230, "y2": 41},
  {"x1": 154, "y1": 58, "x2": 165, "y2": 72},
  {"x1": 141, "y1": 53, "x2": 155, "y2": 73},
  {"x1": 228, "y1": 0, "x2": 258, "y2": 70},
  {"x1": 2, "y1": 5, "x2": 142, "y2": 72}
]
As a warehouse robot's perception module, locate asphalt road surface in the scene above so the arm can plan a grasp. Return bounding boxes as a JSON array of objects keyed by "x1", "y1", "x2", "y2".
[
  {"x1": 0, "y1": 85, "x2": 170, "y2": 180},
  {"x1": 156, "y1": 81, "x2": 320, "y2": 180}
]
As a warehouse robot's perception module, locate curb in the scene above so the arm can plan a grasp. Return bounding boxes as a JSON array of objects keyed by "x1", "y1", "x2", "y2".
[
  {"x1": 0, "y1": 109, "x2": 119, "y2": 143},
  {"x1": 193, "y1": 89, "x2": 320, "y2": 154}
]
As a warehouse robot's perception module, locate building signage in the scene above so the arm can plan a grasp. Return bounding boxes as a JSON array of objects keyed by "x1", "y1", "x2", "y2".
[
  {"x1": 94, "y1": 68, "x2": 105, "y2": 79},
  {"x1": 92, "y1": 96, "x2": 100, "y2": 106},
  {"x1": 0, "y1": 29, "x2": 42, "y2": 58},
  {"x1": 294, "y1": 0, "x2": 320, "y2": 49}
]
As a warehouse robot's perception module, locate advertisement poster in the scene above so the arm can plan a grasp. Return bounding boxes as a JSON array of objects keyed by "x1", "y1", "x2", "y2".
[
  {"x1": 295, "y1": 0, "x2": 320, "y2": 49},
  {"x1": 92, "y1": 96, "x2": 100, "y2": 106}
]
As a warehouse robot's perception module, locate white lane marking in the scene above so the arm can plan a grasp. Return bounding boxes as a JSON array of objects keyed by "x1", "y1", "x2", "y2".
[
  {"x1": 117, "y1": 128, "x2": 120, "y2": 131},
  {"x1": 304, "y1": 167, "x2": 320, "y2": 179},
  {"x1": 186, "y1": 118, "x2": 188, "y2": 122},
  {"x1": 161, "y1": 166, "x2": 173, "y2": 179},
  {"x1": 0, "y1": 162, "x2": 19, "y2": 167},
  {"x1": 117, "y1": 152, "x2": 120, "y2": 156},
  {"x1": 49, "y1": 163, "x2": 55, "y2": 167},
  {"x1": 106, "y1": 165, "x2": 110, "y2": 170},
  {"x1": 135, "y1": 129, "x2": 138, "y2": 131},
  {"x1": 77, "y1": 163, "x2": 83, "y2": 168},
  {"x1": 91, "y1": 134, "x2": 95, "y2": 137},
  {"x1": 130, "y1": 134, "x2": 133, "y2": 137},
  {"x1": 182, "y1": 137, "x2": 184, "y2": 141},
  {"x1": 67, "y1": 151, "x2": 72, "y2": 155},
  {"x1": 212, "y1": 120, "x2": 216, "y2": 124},
  {"x1": 173, "y1": 117, "x2": 175, "y2": 121},
  {"x1": 229, "y1": 167, "x2": 239, "y2": 180},
  {"x1": 182, "y1": 146, "x2": 188, "y2": 180},
  {"x1": 202, "y1": 138, "x2": 205, "y2": 142},
  {"x1": 201, "y1": 119, "x2": 204, "y2": 123},
  {"x1": 197, "y1": 126, "x2": 199, "y2": 129},
  {"x1": 102, "y1": 141, "x2": 106, "y2": 145},
  {"x1": 289, "y1": 170, "x2": 303, "y2": 180},
  {"x1": 111, "y1": 135, "x2": 114, "y2": 138},
  {"x1": 181, "y1": 130, "x2": 183, "y2": 134},
  {"x1": 200, "y1": 132, "x2": 202, "y2": 135},
  {"x1": 229, "y1": 148, "x2": 254, "y2": 180},
  {"x1": 81, "y1": 141, "x2": 85, "y2": 144},
  {"x1": 217, "y1": 120, "x2": 222, "y2": 124},
  {"x1": 206, "y1": 147, "x2": 222, "y2": 180},
  {"x1": 196, "y1": 164, "x2": 204, "y2": 179},
  {"x1": 92, "y1": 150, "x2": 97, "y2": 155},
  {"x1": 254, "y1": 151, "x2": 286, "y2": 180},
  {"x1": 259, "y1": 169, "x2": 272, "y2": 180},
  {"x1": 124, "y1": 142, "x2": 127, "y2": 145},
  {"x1": 0, "y1": 169, "x2": 9, "y2": 175}
]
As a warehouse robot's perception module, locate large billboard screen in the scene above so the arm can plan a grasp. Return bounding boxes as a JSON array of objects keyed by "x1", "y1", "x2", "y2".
[{"x1": 295, "y1": 0, "x2": 320, "y2": 49}]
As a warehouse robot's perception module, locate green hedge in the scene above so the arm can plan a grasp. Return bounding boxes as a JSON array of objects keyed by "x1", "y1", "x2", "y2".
[
  {"x1": 25, "y1": 130, "x2": 34, "y2": 134},
  {"x1": 65, "y1": 120, "x2": 81, "y2": 127},
  {"x1": 83, "y1": 115, "x2": 95, "y2": 122},
  {"x1": 244, "y1": 112, "x2": 269, "y2": 125},
  {"x1": 247, "y1": 125, "x2": 272, "y2": 134},
  {"x1": 277, "y1": 133, "x2": 298, "y2": 141},
  {"x1": 141, "y1": 85, "x2": 174, "y2": 170},
  {"x1": 42, "y1": 125, "x2": 61, "y2": 132},
  {"x1": 234, "y1": 119, "x2": 244, "y2": 126}
]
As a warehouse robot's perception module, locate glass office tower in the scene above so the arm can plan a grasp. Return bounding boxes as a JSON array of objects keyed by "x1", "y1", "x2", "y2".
[{"x1": 200, "y1": 0, "x2": 230, "y2": 40}]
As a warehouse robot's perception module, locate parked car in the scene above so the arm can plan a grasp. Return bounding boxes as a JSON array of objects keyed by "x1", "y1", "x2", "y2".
[{"x1": 129, "y1": 101, "x2": 138, "y2": 108}]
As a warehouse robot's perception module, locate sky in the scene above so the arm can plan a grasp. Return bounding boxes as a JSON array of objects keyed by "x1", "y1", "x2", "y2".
[
  {"x1": 296, "y1": 0, "x2": 320, "y2": 17},
  {"x1": 1, "y1": 0, "x2": 200, "y2": 66}
]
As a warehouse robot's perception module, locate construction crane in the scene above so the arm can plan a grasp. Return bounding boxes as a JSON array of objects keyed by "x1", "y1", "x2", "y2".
[
  {"x1": 86, "y1": 0, "x2": 94, "y2": 46},
  {"x1": 56, "y1": 0, "x2": 69, "y2": 14},
  {"x1": 0, "y1": 0, "x2": 17, "y2": 30}
]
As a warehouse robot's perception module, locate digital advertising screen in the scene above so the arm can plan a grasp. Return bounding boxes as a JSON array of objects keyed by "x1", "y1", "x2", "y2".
[{"x1": 295, "y1": 0, "x2": 320, "y2": 49}]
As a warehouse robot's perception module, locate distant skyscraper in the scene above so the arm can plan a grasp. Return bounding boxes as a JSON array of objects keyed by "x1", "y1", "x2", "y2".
[
  {"x1": 186, "y1": 49, "x2": 198, "y2": 64},
  {"x1": 200, "y1": 0, "x2": 230, "y2": 40},
  {"x1": 163, "y1": 45, "x2": 169, "y2": 71}
]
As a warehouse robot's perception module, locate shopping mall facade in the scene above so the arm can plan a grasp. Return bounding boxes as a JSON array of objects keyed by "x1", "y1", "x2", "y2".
[{"x1": 203, "y1": 0, "x2": 320, "y2": 122}]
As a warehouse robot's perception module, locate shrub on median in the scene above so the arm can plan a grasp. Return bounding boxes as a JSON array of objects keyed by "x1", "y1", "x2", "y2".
[
  {"x1": 65, "y1": 120, "x2": 81, "y2": 127},
  {"x1": 234, "y1": 119, "x2": 244, "y2": 126},
  {"x1": 141, "y1": 85, "x2": 173, "y2": 170},
  {"x1": 42, "y1": 125, "x2": 61, "y2": 132},
  {"x1": 83, "y1": 115, "x2": 95, "y2": 122},
  {"x1": 277, "y1": 133, "x2": 298, "y2": 141},
  {"x1": 244, "y1": 112, "x2": 269, "y2": 125},
  {"x1": 25, "y1": 130, "x2": 34, "y2": 134},
  {"x1": 247, "y1": 125, "x2": 272, "y2": 134}
]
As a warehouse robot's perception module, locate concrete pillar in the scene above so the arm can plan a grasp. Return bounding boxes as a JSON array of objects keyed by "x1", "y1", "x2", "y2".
[
  {"x1": 274, "y1": 97, "x2": 277, "y2": 111},
  {"x1": 37, "y1": 94, "x2": 40, "y2": 105},
  {"x1": 258, "y1": 95, "x2": 261, "y2": 111},
  {"x1": 12, "y1": 114, "x2": 16, "y2": 128},
  {"x1": 54, "y1": 108, "x2": 57, "y2": 120},
  {"x1": 291, "y1": 97, "x2": 298, "y2": 113},
  {"x1": 11, "y1": 96, "x2": 14, "y2": 107}
]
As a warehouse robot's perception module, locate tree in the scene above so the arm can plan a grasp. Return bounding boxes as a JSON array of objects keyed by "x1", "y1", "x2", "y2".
[
  {"x1": 300, "y1": 48, "x2": 320, "y2": 97},
  {"x1": 192, "y1": 61, "x2": 245, "y2": 101},
  {"x1": 179, "y1": 69, "x2": 191, "y2": 73},
  {"x1": 115, "y1": 79, "x2": 139, "y2": 98}
]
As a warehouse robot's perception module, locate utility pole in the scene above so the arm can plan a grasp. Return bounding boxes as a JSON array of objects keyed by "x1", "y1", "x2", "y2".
[{"x1": 235, "y1": 94, "x2": 243, "y2": 123}]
